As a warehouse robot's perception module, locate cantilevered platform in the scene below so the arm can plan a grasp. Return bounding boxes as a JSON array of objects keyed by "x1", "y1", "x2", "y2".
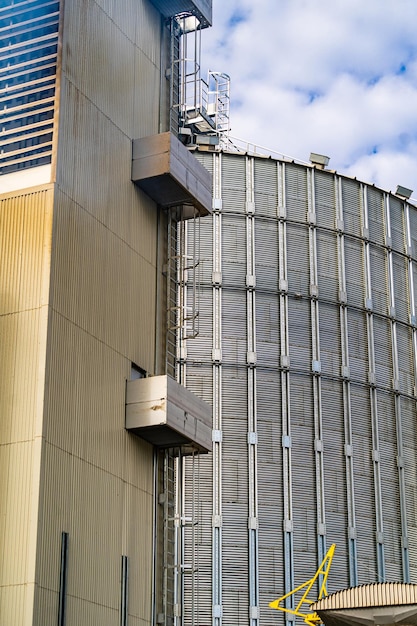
[
  {"x1": 132, "y1": 132, "x2": 212, "y2": 217},
  {"x1": 311, "y1": 583, "x2": 417, "y2": 626}
]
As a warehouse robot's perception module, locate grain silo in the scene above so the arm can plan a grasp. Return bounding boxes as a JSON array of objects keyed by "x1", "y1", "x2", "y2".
[{"x1": 176, "y1": 148, "x2": 417, "y2": 625}]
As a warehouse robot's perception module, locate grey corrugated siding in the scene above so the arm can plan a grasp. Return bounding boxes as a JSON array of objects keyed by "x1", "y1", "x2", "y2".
[{"x1": 182, "y1": 151, "x2": 417, "y2": 625}]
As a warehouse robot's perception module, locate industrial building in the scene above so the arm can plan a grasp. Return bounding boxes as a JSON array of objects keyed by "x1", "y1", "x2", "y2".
[
  {"x1": 2, "y1": 1, "x2": 417, "y2": 626},
  {"x1": 1, "y1": 0, "x2": 213, "y2": 624}
]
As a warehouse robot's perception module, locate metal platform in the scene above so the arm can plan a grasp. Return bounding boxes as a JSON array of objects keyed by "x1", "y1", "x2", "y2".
[
  {"x1": 149, "y1": 0, "x2": 212, "y2": 28},
  {"x1": 125, "y1": 375, "x2": 212, "y2": 454},
  {"x1": 131, "y1": 132, "x2": 212, "y2": 217}
]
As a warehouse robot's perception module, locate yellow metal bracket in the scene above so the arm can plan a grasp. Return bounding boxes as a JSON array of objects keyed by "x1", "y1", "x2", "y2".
[{"x1": 269, "y1": 544, "x2": 336, "y2": 626}]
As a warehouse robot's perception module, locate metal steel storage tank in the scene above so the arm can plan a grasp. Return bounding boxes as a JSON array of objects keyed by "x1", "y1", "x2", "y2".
[{"x1": 179, "y1": 149, "x2": 417, "y2": 625}]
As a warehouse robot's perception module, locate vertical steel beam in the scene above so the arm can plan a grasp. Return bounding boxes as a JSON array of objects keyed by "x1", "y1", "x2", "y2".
[
  {"x1": 307, "y1": 169, "x2": 327, "y2": 570},
  {"x1": 362, "y1": 184, "x2": 385, "y2": 581},
  {"x1": 385, "y1": 194, "x2": 409, "y2": 582},
  {"x1": 405, "y1": 202, "x2": 417, "y2": 582},
  {"x1": 336, "y1": 175, "x2": 358, "y2": 586},
  {"x1": 120, "y1": 555, "x2": 129, "y2": 626},
  {"x1": 212, "y1": 152, "x2": 223, "y2": 626},
  {"x1": 278, "y1": 161, "x2": 294, "y2": 611},
  {"x1": 58, "y1": 531, "x2": 69, "y2": 626},
  {"x1": 245, "y1": 156, "x2": 259, "y2": 626}
]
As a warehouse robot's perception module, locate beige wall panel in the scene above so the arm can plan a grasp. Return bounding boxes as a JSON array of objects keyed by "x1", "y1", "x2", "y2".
[
  {"x1": 0, "y1": 308, "x2": 49, "y2": 444},
  {"x1": 94, "y1": 0, "x2": 137, "y2": 45},
  {"x1": 43, "y1": 313, "x2": 154, "y2": 481},
  {"x1": 93, "y1": 0, "x2": 161, "y2": 56},
  {"x1": 0, "y1": 441, "x2": 33, "y2": 586},
  {"x1": 135, "y1": 0, "x2": 162, "y2": 65},
  {"x1": 55, "y1": 83, "x2": 158, "y2": 259},
  {"x1": 66, "y1": 595, "x2": 118, "y2": 626},
  {"x1": 133, "y1": 50, "x2": 161, "y2": 139},
  {"x1": 44, "y1": 313, "x2": 123, "y2": 475},
  {"x1": 36, "y1": 444, "x2": 153, "y2": 624},
  {"x1": 32, "y1": 587, "x2": 59, "y2": 626},
  {"x1": 124, "y1": 432, "x2": 154, "y2": 490},
  {"x1": 0, "y1": 438, "x2": 42, "y2": 623},
  {"x1": 124, "y1": 483, "x2": 153, "y2": 619},
  {"x1": 0, "y1": 586, "x2": 27, "y2": 625},
  {"x1": 62, "y1": 0, "x2": 135, "y2": 137},
  {"x1": 50, "y1": 192, "x2": 157, "y2": 373}
]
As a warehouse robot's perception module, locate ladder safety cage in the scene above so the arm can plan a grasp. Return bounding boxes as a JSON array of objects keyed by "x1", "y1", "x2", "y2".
[
  {"x1": 166, "y1": 207, "x2": 201, "y2": 381},
  {"x1": 168, "y1": 13, "x2": 230, "y2": 138}
]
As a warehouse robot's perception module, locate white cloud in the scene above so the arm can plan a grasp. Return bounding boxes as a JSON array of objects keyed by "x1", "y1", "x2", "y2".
[{"x1": 201, "y1": 0, "x2": 417, "y2": 200}]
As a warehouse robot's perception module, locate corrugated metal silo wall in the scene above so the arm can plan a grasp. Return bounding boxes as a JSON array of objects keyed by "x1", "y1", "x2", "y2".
[{"x1": 183, "y1": 151, "x2": 417, "y2": 625}]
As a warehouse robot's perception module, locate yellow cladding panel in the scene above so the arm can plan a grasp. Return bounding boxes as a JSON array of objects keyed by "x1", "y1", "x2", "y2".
[
  {"x1": 0, "y1": 185, "x2": 53, "y2": 619},
  {"x1": 0, "y1": 186, "x2": 53, "y2": 315}
]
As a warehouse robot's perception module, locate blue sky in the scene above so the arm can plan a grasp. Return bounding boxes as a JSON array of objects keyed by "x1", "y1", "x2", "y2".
[{"x1": 201, "y1": 0, "x2": 417, "y2": 202}]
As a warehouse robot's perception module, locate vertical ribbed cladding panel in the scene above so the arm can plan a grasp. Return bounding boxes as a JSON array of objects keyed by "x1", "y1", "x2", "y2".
[
  {"x1": 257, "y1": 369, "x2": 283, "y2": 614},
  {"x1": 0, "y1": 186, "x2": 53, "y2": 620},
  {"x1": 369, "y1": 245, "x2": 389, "y2": 316},
  {"x1": 413, "y1": 261, "x2": 417, "y2": 314},
  {"x1": 409, "y1": 205, "x2": 417, "y2": 258},
  {"x1": 222, "y1": 374, "x2": 249, "y2": 623},
  {"x1": 254, "y1": 158, "x2": 278, "y2": 218},
  {"x1": 51, "y1": 187, "x2": 157, "y2": 374},
  {"x1": 287, "y1": 298, "x2": 312, "y2": 370},
  {"x1": 314, "y1": 170, "x2": 336, "y2": 229},
  {"x1": 195, "y1": 214, "x2": 214, "y2": 287},
  {"x1": 222, "y1": 214, "x2": 247, "y2": 286},
  {"x1": 222, "y1": 290, "x2": 247, "y2": 364},
  {"x1": 344, "y1": 236, "x2": 366, "y2": 309},
  {"x1": 319, "y1": 303, "x2": 341, "y2": 377},
  {"x1": 61, "y1": 0, "x2": 144, "y2": 138},
  {"x1": 402, "y1": 395, "x2": 417, "y2": 583},
  {"x1": 183, "y1": 454, "x2": 214, "y2": 625},
  {"x1": 291, "y1": 374, "x2": 317, "y2": 571},
  {"x1": 287, "y1": 223, "x2": 310, "y2": 296},
  {"x1": 373, "y1": 317, "x2": 393, "y2": 389},
  {"x1": 316, "y1": 230, "x2": 339, "y2": 302},
  {"x1": 255, "y1": 217, "x2": 279, "y2": 292},
  {"x1": 397, "y1": 323, "x2": 414, "y2": 396},
  {"x1": 389, "y1": 196, "x2": 406, "y2": 254},
  {"x1": 42, "y1": 310, "x2": 155, "y2": 620},
  {"x1": 392, "y1": 253, "x2": 410, "y2": 324},
  {"x1": 285, "y1": 162, "x2": 308, "y2": 223},
  {"x1": 321, "y1": 380, "x2": 349, "y2": 588},
  {"x1": 221, "y1": 154, "x2": 246, "y2": 212},
  {"x1": 377, "y1": 390, "x2": 402, "y2": 580},
  {"x1": 367, "y1": 187, "x2": 385, "y2": 246},
  {"x1": 347, "y1": 309, "x2": 369, "y2": 382},
  {"x1": 341, "y1": 178, "x2": 362, "y2": 238},
  {"x1": 350, "y1": 384, "x2": 377, "y2": 582},
  {"x1": 256, "y1": 292, "x2": 280, "y2": 367}
]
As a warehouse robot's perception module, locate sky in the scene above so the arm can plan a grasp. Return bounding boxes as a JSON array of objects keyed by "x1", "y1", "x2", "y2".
[{"x1": 200, "y1": 0, "x2": 417, "y2": 202}]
